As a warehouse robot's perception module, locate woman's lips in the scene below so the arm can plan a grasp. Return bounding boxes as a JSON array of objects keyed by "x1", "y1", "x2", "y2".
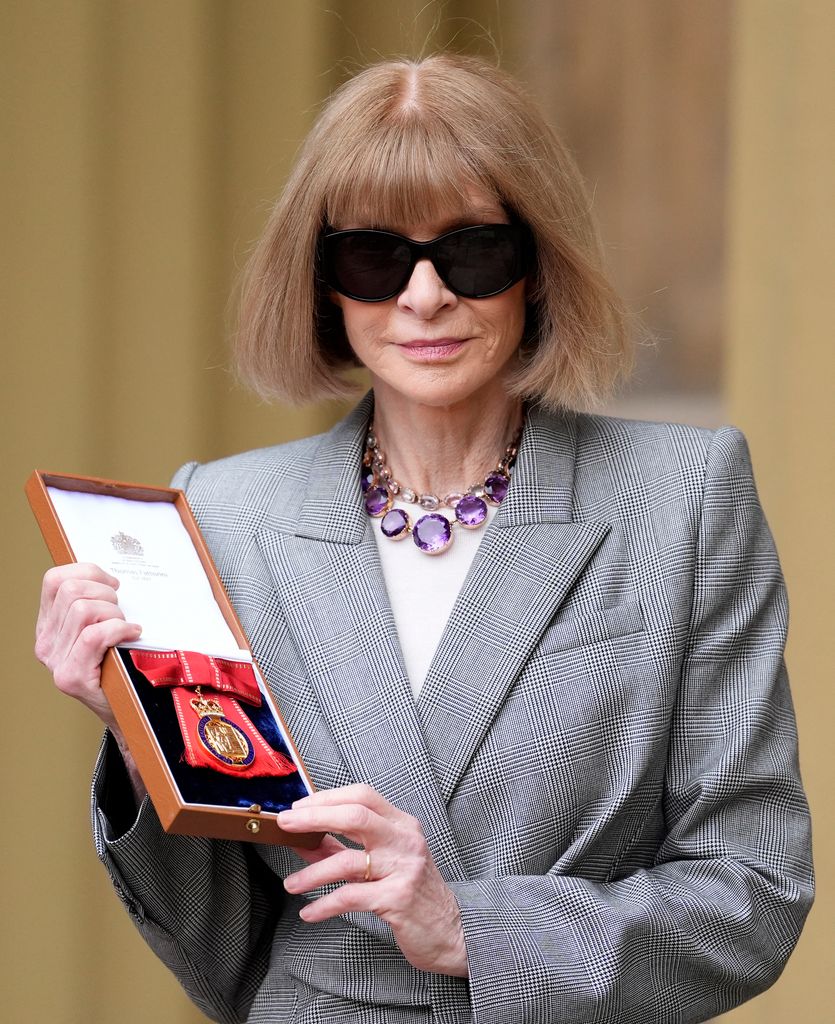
[{"x1": 397, "y1": 338, "x2": 468, "y2": 362}]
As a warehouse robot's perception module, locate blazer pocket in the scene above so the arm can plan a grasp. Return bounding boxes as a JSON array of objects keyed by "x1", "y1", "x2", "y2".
[{"x1": 536, "y1": 600, "x2": 646, "y2": 655}]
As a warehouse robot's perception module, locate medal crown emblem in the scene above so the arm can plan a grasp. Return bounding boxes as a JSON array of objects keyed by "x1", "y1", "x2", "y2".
[{"x1": 190, "y1": 695, "x2": 224, "y2": 717}]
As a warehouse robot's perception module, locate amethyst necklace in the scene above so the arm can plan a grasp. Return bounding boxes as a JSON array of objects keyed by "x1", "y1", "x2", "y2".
[{"x1": 362, "y1": 424, "x2": 522, "y2": 555}]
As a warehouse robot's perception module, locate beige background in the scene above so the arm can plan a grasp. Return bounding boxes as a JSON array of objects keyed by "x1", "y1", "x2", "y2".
[{"x1": 1, "y1": 2, "x2": 831, "y2": 1021}]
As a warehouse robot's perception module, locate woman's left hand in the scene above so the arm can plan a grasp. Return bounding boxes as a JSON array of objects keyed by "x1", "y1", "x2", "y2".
[{"x1": 278, "y1": 784, "x2": 468, "y2": 978}]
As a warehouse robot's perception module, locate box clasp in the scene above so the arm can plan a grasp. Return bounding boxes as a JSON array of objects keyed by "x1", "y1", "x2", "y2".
[{"x1": 246, "y1": 804, "x2": 262, "y2": 834}]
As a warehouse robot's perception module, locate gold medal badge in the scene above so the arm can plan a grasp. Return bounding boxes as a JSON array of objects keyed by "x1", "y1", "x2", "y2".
[{"x1": 190, "y1": 688, "x2": 255, "y2": 770}]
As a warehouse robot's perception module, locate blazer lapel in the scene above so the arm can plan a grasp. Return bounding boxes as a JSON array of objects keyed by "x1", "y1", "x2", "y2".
[
  {"x1": 416, "y1": 407, "x2": 610, "y2": 801},
  {"x1": 255, "y1": 398, "x2": 608, "y2": 867},
  {"x1": 256, "y1": 395, "x2": 467, "y2": 879}
]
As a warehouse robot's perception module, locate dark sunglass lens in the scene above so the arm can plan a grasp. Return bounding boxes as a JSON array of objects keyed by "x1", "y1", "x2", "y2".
[
  {"x1": 437, "y1": 226, "x2": 522, "y2": 298},
  {"x1": 327, "y1": 233, "x2": 411, "y2": 300}
]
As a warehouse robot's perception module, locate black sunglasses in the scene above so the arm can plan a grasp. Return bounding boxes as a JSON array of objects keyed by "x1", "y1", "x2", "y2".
[{"x1": 320, "y1": 222, "x2": 531, "y2": 302}]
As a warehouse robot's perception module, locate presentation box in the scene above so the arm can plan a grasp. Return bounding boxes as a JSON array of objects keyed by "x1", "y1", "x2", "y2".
[{"x1": 27, "y1": 471, "x2": 320, "y2": 847}]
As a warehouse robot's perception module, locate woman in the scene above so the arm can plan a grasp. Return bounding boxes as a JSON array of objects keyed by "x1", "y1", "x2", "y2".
[{"x1": 35, "y1": 55, "x2": 812, "y2": 1023}]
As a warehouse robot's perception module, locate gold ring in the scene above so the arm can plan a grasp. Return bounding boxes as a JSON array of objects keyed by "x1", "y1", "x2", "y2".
[{"x1": 363, "y1": 850, "x2": 372, "y2": 882}]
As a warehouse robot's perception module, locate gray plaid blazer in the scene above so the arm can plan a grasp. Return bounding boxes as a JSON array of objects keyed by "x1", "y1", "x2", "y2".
[{"x1": 92, "y1": 395, "x2": 813, "y2": 1024}]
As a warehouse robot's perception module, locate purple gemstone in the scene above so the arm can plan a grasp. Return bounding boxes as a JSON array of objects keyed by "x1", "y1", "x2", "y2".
[
  {"x1": 381, "y1": 507, "x2": 409, "y2": 539},
  {"x1": 483, "y1": 472, "x2": 509, "y2": 505},
  {"x1": 364, "y1": 485, "x2": 390, "y2": 517},
  {"x1": 412, "y1": 513, "x2": 452, "y2": 555},
  {"x1": 455, "y1": 494, "x2": 488, "y2": 529},
  {"x1": 360, "y1": 466, "x2": 375, "y2": 493}
]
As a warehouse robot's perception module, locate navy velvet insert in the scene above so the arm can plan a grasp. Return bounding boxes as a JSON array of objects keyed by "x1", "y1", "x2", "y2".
[{"x1": 117, "y1": 648, "x2": 308, "y2": 813}]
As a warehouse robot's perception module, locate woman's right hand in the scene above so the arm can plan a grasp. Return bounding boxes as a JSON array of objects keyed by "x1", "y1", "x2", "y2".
[{"x1": 34, "y1": 562, "x2": 142, "y2": 732}]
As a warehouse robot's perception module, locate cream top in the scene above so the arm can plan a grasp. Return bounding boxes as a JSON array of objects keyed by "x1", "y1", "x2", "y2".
[{"x1": 371, "y1": 503, "x2": 498, "y2": 698}]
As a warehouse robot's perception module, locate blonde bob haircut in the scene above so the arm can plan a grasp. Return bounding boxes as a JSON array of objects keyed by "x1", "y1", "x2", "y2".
[{"x1": 237, "y1": 54, "x2": 632, "y2": 412}]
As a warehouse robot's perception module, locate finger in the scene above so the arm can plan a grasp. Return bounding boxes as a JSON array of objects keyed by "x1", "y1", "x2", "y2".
[
  {"x1": 38, "y1": 576, "x2": 123, "y2": 660},
  {"x1": 42, "y1": 581, "x2": 121, "y2": 651},
  {"x1": 288, "y1": 835, "x2": 347, "y2": 865},
  {"x1": 291, "y1": 783, "x2": 412, "y2": 823},
  {"x1": 54, "y1": 618, "x2": 142, "y2": 700},
  {"x1": 285, "y1": 847, "x2": 380, "y2": 894},
  {"x1": 297, "y1": 881, "x2": 385, "y2": 923},
  {"x1": 46, "y1": 597, "x2": 133, "y2": 670},
  {"x1": 46, "y1": 580, "x2": 122, "y2": 641},
  {"x1": 47, "y1": 601, "x2": 138, "y2": 678},
  {"x1": 39, "y1": 563, "x2": 119, "y2": 618},
  {"x1": 277, "y1": 802, "x2": 394, "y2": 848}
]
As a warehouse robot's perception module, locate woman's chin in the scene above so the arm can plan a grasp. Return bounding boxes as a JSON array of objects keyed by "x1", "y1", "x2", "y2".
[{"x1": 371, "y1": 368, "x2": 509, "y2": 412}]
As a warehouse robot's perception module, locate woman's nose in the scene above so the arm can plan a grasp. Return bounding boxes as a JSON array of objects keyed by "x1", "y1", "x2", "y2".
[{"x1": 396, "y1": 258, "x2": 456, "y2": 317}]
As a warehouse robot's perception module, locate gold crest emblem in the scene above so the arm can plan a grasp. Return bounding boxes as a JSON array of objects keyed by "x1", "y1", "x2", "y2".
[{"x1": 110, "y1": 531, "x2": 144, "y2": 556}]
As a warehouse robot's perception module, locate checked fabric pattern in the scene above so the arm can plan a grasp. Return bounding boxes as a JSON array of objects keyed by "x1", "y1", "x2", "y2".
[{"x1": 92, "y1": 395, "x2": 813, "y2": 1023}]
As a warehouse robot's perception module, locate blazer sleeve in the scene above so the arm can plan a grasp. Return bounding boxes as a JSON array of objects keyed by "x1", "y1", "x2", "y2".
[
  {"x1": 448, "y1": 426, "x2": 814, "y2": 1024},
  {"x1": 92, "y1": 734, "x2": 283, "y2": 1024},
  {"x1": 91, "y1": 460, "x2": 284, "y2": 1024}
]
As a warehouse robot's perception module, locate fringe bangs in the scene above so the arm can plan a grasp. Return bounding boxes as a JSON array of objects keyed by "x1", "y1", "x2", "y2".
[{"x1": 323, "y1": 120, "x2": 497, "y2": 229}]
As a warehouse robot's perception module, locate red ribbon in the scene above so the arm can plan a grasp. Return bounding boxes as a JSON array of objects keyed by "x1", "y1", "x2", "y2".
[
  {"x1": 129, "y1": 649, "x2": 297, "y2": 778},
  {"x1": 130, "y1": 649, "x2": 262, "y2": 702}
]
